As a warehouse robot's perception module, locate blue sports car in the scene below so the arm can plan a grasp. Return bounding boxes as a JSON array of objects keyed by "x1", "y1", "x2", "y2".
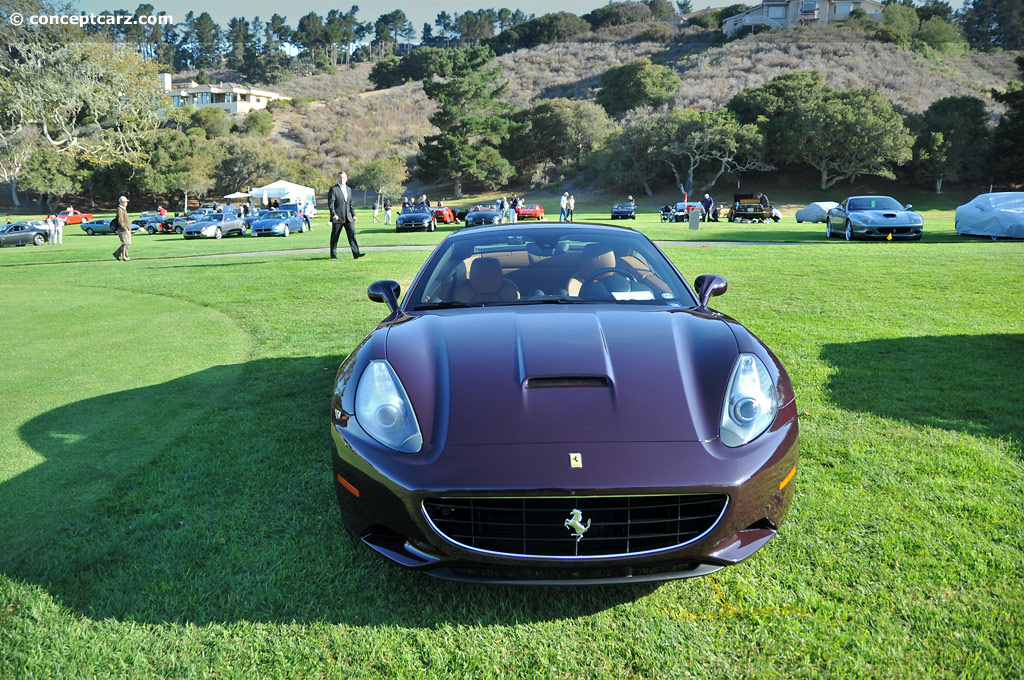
[{"x1": 250, "y1": 210, "x2": 307, "y2": 237}]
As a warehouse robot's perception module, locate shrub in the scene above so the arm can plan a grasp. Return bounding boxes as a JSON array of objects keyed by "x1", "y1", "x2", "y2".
[
  {"x1": 242, "y1": 110, "x2": 274, "y2": 137},
  {"x1": 596, "y1": 58, "x2": 682, "y2": 116}
]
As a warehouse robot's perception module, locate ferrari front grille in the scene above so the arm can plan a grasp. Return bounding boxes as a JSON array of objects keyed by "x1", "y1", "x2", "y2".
[{"x1": 422, "y1": 494, "x2": 728, "y2": 558}]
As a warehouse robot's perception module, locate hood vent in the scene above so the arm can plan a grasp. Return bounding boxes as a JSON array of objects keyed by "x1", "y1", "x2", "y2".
[{"x1": 525, "y1": 376, "x2": 609, "y2": 389}]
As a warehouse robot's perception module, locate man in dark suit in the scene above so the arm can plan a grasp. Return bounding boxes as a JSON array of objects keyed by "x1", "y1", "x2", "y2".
[{"x1": 327, "y1": 170, "x2": 363, "y2": 259}]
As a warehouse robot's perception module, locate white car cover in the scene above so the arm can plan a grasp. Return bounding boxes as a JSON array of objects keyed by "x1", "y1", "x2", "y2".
[
  {"x1": 795, "y1": 201, "x2": 839, "y2": 223},
  {"x1": 955, "y1": 192, "x2": 1024, "y2": 239}
]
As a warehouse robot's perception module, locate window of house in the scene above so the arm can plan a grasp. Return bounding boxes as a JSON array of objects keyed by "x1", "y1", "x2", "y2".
[{"x1": 767, "y1": 5, "x2": 787, "y2": 18}]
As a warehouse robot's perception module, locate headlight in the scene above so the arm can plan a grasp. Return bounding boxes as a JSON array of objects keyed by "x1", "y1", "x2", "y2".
[
  {"x1": 355, "y1": 360, "x2": 423, "y2": 453},
  {"x1": 720, "y1": 353, "x2": 777, "y2": 447}
]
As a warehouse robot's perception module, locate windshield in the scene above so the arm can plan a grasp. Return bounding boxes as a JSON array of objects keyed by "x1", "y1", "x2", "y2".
[
  {"x1": 848, "y1": 196, "x2": 904, "y2": 211},
  {"x1": 402, "y1": 207, "x2": 430, "y2": 216},
  {"x1": 263, "y1": 211, "x2": 289, "y2": 219},
  {"x1": 408, "y1": 227, "x2": 697, "y2": 310},
  {"x1": 469, "y1": 205, "x2": 497, "y2": 212}
]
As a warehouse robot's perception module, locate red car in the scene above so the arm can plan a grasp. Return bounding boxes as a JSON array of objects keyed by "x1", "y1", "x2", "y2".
[
  {"x1": 516, "y1": 203, "x2": 546, "y2": 220},
  {"x1": 431, "y1": 206, "x2": 458, "y2": 224},
  {"x1": 57, "y1": 209, "x2": 94, "y2": 225}
]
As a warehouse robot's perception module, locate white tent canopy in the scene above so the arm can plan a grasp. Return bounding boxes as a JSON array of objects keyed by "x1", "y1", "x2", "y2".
[
  {"x1": 223, "y1": 191, "x2": 249, "y2": 199},
  {"x1": 249, "y1": 180, "x2": 316, "y2": 207}
]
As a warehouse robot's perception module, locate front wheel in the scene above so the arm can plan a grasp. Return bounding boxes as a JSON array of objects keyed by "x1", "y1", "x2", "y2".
[
  {"x1": 174, "y1": 226, "x2": 183, "y2": 234},
  {"x1": 283, "y1": 226, "x2": 289, "y2": 237},
  {"x1": 215, "y1": 227, "x2": 222, "y2": 239},
  {"x1": 845, "y1": 221, "x2": 854, "y2": 241},
  {"x1": 33, "y1": 233, "x2": 45, "y2": 246},
  {"x1": 825, "y1": 218, "x2": 833, "y2": 239},
  {"x1": 147, "y1": 226, "x2": 156, "y2": 235},
  {"x1": 428, "y1": 220, "x2": 436, "y2": 232},
  {"x1": 85, "y1": 227, "x2": 95, "y2": 235}
]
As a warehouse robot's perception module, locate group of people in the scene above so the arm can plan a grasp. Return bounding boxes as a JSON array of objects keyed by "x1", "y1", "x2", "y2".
[
  {"x1": 41, "y1": 213, "x2": 67, "y2": 244},
  {"x1": 497, "y1": 194, "x2": 523, "y2": 223},
  {"x1": 559, "y1": 192, "x2": 576, "y2": 222}
]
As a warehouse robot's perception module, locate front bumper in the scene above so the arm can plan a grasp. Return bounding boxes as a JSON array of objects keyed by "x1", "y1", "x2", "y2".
[{"x1": 329, "y1": 406, "x2": 798, "y2": 584}]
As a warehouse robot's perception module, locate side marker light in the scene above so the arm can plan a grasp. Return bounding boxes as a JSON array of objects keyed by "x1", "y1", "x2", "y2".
[
  {"x1": 779, "y1": 465, "x2": 797, "y2": 491},
  {"x1": 337, "y1": 474, "x2": 360, "y2": 498}
]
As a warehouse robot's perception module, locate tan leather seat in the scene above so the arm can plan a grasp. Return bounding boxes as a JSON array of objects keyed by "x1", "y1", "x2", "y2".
[
  {"x1": 455, "y1": 256, "x2": 520, "y2": 303},
  {"x1": 567, "y1": 244, "x2": 617, "y2": 297}
]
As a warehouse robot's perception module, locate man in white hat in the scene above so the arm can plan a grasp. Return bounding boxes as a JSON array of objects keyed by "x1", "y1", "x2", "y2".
[{"x1": 113, "y1": 195, "x2": 132, "y2": 261}]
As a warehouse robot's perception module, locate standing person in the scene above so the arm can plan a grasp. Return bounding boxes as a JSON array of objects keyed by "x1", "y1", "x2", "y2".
[
  {"x1": 759, "y1": 193, "x2": 770, "y2": 211},
  {"x1": 113, "y1": 195, "x2": 132, "y2": 261},
  {"x1": 498, "y1": 196, "x2": 508, "y2": 223},
  {"x1": 559, "y1": 192, "x2": 569, "y2": 222},
  {"x1": 158, "y1": 205, "x2": 167, "y2": 218},
  {"x1": 567, "y1": 194, "x2": 576, "y2": 222},
  {"x1": 52, "y1": 214, "x2": 65, "y2": 244},
  {"x1": 44, "y1": 215, "x2": 54, "y2": 243},
  {"x1": 628, "y1": 195, "x2": 635, "y2": 208},
  {"x1": 372, "y1": 196, "x2": 380, "y2": 223},
  {"x1": 701, "y1": 193, "x2": 715, "y2": 222},
  {"x1": 509, "y1": 194, "x2": 518, "y2": 223},
  {"x1": 383, "y1": 197, "x2": 392, "y2": 225},
  {"x1": 327, "y1": 170, "x2": 363, "y2": 260}
]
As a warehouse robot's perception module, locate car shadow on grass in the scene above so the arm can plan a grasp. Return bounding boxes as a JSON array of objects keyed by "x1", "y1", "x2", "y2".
[
  {"x1": 821, "y1": 333, "x2": 1023, "y2": 452},
  {"x1": 2, "y1": 356, "x2": 655, "y2": 628}
]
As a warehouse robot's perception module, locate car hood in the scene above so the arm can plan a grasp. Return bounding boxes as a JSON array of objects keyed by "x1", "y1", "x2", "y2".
[
  {"x1": 851, "y1": 209, "x2": 920, "y2": 223},
  {"x1": 253, "y1": 218, "x2": 287, "y2": 227},
  {"x1": 398, "y1": 214, "x2": 431, "y2": 221},
  {"x1": 384, "y1": 307, "x2": 739, "y2": 446}
]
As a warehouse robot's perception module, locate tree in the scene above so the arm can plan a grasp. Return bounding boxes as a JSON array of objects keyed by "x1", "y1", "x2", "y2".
[
  {"x1": 908, "y1": 96, "x2": 989, "y2": 192},
  {"x1": 215, "y1": 136, "x2": 280, "y2": 195},
  {"x1": 225, "y1": 18, "x2": 253, "y2": 72},
  {"x1": 645, "y1": 0, "x2": 676, "y2": 20},
  {"x1": 416, "y1": 46, "x2": 515, "y2": 197},
  {"x1": 295, "y1": 12, "x2": 327, "y2": 63},
  {"x1": 593, "y1": 118, "x2": 663, "y2": 196},
  {"x1": 651, "y1": 108, "x2": 773, "y2": 196},
  {"x1": 19, "y1": 146, "x2": 89, "y2": 212},
  {"x1": 916, "y1": 16, "x2": 968, "y2": 54},
  {"x1": 882, "y1": 2, "x2": 920, "y2": 36},
  {"x1": 0, "y1": 8, "x2": 163, "y2": 164},
  {"x1": 729, "y1": 71, "x2": 912, "y2": 188},
  {"x1": 584, "y1": 2, "x2": 653, "y2": 29},
  {"x1": 992, "y1": 56, "x2": 1024, "y2": 184},
  {"x1": 353, "y1": 156, "x2": 409, "y2": 208},
  {"x1": 960, "y1": 0, "x2": 1024, "y2": 51},
  {"x1": 596, "y1": 59, "x2": 681, "y2": 117},
  {"x1": 677, "y1": 0, "x2": 695, "y2": 13},
  {"x1": 0, "y1": 127, "x2": 39, "y2": 207},
  {"x1": 175, "y1": 11, "x2": 222, "y2": 70},
  {"x1": 488, "y1": 12, "x2": 591, "y2": 54},
  {"x1": 503, "y1": 98, "x2": 617, "y2": 179},
  {"x1": 241, "y1": 110, "x2": 274, "y2": 137},
  {"x1": 192, "y1": 107, "x2": 233, "y2": 138}
]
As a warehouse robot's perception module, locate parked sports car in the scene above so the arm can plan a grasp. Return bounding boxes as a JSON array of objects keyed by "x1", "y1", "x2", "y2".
[
  {"x1": 57, "y1": 209, "x2": 93, "y2": 225},
  {"x1": 132, "y1": 214, "x2": 173, "y2": 234},
  {"x1": 671, "y1": 202, "x2": 704, "y2": 222},
  {"x1": 954, "y1": 192, "x2": 1024, "y2": 240},
  {"x1": 463, "y1": 205, "x2": 502, "y2": 227},
  {"x1": 80, "y1": 218, "x2": 143, "y2": 235},
  {"x1": 794, "y1": 201, "x2": 838, "y2": 224},
  {"x1": 182, "y1": 213, "x2": 247, "y2": 239},
  {"x1": 250, "y1": 210, "x2": 307, "y2": 237},
  {"x1": 0, "y1": 221, "x2": 49, "y2": 246},
  {"x1": 826, "y1": 196, "x2": 923, "y2": 241},
  {"x1": 611, "y1": 202, "x2": 636, "y2": 220},
  {"x1": 728, "y1": 194, "x2": 768, "y2": 223},
  {"x1": 329, "y1": 222, "x2": 799, "y2": 584},
  {"x1": 516, "y1": 203, "x2": 546, "y2": 220},
  {"x1": 396, "y1": 206, "x2": 438, "y2": 233},
  {"x1": 431, "y1": 206, "x2": 458, "y2": 224}
]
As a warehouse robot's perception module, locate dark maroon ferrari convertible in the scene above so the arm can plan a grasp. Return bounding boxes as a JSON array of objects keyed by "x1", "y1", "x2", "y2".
[{"x1": 330, "y1": 223, "x2": 798, "y2": 584}]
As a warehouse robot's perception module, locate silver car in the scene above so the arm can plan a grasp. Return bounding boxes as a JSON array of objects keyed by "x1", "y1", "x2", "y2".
[
  {"x1": 826, "y1": 196, "x2": 923, "y2": 241},
  {"x1": 182, "y1": 213, "x2": 247, "y2": 239}
]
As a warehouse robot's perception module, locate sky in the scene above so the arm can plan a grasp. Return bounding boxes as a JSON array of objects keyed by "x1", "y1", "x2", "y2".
[{"x1": 67, "y1": 0, "x2": 708, "y2": 36}]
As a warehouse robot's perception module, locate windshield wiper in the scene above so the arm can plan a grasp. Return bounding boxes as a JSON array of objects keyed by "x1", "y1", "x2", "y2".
[
  {"x1": 497, "y1": 297, "x2": 592, "y2": 305},
  {"x1": 412, "y1": 301, "x2": 485, "y2": 310}
]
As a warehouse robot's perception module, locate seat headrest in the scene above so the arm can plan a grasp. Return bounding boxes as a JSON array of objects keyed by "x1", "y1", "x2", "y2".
[
  {"x1": 581, "y1": 243, "x2": 615, "y2": 276},
  {"x1": 469, "y1": 257, "x2": 504, "y2": 295}
]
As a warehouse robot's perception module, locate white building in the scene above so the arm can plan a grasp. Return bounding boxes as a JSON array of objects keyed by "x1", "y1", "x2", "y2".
[
  {"x1": 159, "y1": 73, "x2": 289, "y2": 114},
  {"x1": 722, "y1": 0, "x2": 883, "y2": 36}
]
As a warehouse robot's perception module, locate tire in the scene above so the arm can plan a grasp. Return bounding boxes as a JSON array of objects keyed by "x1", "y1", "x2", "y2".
[
  {"x1": 33, "y1": 233, "x2": 45, "y2": 246},
  {"x1": 175, "y1": 226, "x2": 183, "y2": 234},
  {"x1": 147, "y1": 226, "x2": 156, "y2": 235},
  {"x1": 428, "y1": 220, "x2": 436, "y2": 232},
  {"x1": 85, "y1": 227, "x2": 95, "y2": 235},
  {"x1": 825, "y1": 219, "x2": 833, "y2": 239},
  {"x1": 845, "y1": 221, "x2": 854, "y2": 242},
  {"x1": 215, "y1": 227, "x2": 222, "y2": 239},
  {"x1": 283, "y1": 226, "x2": 289, "y2": 237},
  {"x1": 300, "y1": 223, "x2": 307, "y2": 233},
  {"x1": 991, "y1": 235, "x2": 999, "y2": 241}
]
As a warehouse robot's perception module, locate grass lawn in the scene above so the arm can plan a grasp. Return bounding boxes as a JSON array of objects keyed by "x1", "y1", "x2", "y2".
[{"x1": 1, "y1": 233, "x2": 1022, "y2": 677}]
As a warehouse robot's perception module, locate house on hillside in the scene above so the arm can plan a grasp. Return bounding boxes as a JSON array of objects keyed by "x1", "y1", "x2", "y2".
[
  {"x1": 159, "y1": 74, "x2": 289, "y2": 114},
  {"x1": 721, "y1": 0, "x2": 883, "y2": 36}
]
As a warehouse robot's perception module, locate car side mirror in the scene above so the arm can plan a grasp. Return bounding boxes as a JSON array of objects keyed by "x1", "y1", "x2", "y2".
[
  {"x1": 368, "y1": 280, "x2": 401, "y2": 314},
  {"x1": 694, "y1": 274, "x2": 727, "y2": 310},
  {"x1": 904, "y1": 203, "x2": 913, "y2": 210}
]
